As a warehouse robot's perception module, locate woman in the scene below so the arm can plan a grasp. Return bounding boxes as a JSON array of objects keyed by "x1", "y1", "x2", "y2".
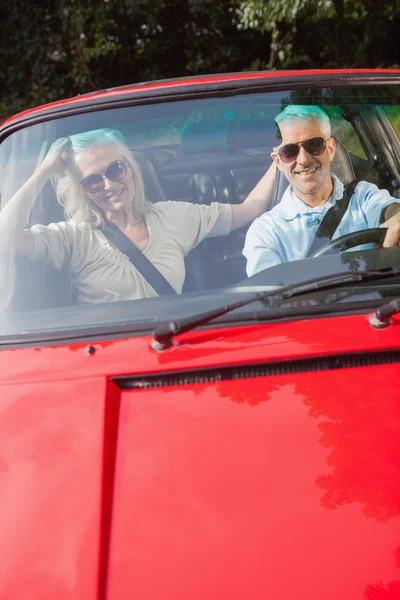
[{"x1": 0, "y1": 128, "x2": 275, "y2": 304}]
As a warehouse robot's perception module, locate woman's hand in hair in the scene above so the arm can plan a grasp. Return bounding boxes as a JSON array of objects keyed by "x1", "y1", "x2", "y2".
[{"x1": 37, "y1": 138, "x2": 72, "y2": 178}]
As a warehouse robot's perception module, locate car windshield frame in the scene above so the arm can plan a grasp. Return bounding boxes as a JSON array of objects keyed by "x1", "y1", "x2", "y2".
[{"x1": 2, "y1": 73, "x2": 400, "y2": 343}]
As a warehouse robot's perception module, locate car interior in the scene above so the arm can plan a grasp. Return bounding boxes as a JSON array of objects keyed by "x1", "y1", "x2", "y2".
[{"x1": 9, "y1": 113, "x2": 375, "y2": 312}]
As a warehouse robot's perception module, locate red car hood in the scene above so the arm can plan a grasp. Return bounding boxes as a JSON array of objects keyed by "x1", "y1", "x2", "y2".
[{"x1": 0, "y1": 313, "x2": 399, "y2": 599}]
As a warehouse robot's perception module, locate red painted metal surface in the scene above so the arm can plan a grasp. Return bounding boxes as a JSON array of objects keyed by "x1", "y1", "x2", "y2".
[
  {"x1": 2, "y1": 68, "x2": 400, "y2": 128},
  {"x1": 2, "y1": 62, "x2": 400, "y2": 597},
  {"x1": 0, "y1": 313, "x2": 399, "y2": 385},
  {"x1": 0, "y1": 376, "x2": 106, "y2": 600},
  {"x1": 0, "y1": 313, "x2": 399, "y2": 597},
  {"x1": 108, "y1": 366, "x2": 400, "y2": 599}
]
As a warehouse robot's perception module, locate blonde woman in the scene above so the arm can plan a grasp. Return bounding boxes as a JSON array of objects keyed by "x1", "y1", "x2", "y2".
[{"x1": 0, "y1": 128, "x2": 275, "y2": 304}]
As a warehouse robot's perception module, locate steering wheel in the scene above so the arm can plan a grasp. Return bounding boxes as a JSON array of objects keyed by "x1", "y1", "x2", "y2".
[{"x1": 310, "y1": 227, "x2": 388, "y2": 258}]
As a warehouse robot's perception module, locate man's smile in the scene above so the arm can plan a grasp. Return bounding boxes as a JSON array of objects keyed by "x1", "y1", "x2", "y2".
[{"x1": 293, "y1": 166, "x2": 319, "y2": 177}]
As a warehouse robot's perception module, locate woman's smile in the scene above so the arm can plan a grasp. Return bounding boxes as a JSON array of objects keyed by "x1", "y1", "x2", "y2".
[{"x1": 105, "y1": 186, "x2": 125, "y2": 203}]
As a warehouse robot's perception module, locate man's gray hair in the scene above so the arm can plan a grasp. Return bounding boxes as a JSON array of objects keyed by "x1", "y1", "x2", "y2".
[{"x1": 275, "y1": 106, "x2": 331, "y2": 139}]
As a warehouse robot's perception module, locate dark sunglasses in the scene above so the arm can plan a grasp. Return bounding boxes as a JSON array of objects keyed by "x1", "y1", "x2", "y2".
[
  {"x1": 80, "y1": 160, "x2": 127, "y2": 193},
  {"x1": 275, "y1": 136, "x2": 329, "y2": 164}
]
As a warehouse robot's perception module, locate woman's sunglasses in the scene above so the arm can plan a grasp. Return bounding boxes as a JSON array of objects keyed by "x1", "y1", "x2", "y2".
[
  {"x1": 80, "y1": 160, "x2": 127, "y2": 193},
  {"x1": 275, "y1": 136, "x2": 329, "y2": 164}
]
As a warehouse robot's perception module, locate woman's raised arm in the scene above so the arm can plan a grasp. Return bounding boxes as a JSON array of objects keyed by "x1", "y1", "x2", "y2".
[{"x1": 0, "y1": 138, "x2": 70, "y2": 256}]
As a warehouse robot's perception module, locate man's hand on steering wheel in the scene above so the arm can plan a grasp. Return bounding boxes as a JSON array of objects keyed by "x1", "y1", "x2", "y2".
[{"x1": 380, "y1": 210, "x2": 400, "y2": 248}]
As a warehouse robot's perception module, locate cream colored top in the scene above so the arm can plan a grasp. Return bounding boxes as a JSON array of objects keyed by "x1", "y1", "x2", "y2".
[{"x1": 29, "y1": 200, "x2": 232, "y2": 304}]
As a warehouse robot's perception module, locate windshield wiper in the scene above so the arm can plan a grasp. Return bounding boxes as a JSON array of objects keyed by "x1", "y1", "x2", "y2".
[
  {"x1": 369, "y1": 297, "x2": 400, "y2": 328},
  {"x1": 151, "y1": 267, "x2": 400, "y2": 351}
]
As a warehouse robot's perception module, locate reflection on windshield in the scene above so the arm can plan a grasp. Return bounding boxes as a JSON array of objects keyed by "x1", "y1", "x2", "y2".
[{"x1": 1, "y1": 86, "x2": 400, "y2": 338}]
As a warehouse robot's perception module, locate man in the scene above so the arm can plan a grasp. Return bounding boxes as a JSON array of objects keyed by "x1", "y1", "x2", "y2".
[{"x1": 243, "y1": 105, "x2": 400, "y2": 276}]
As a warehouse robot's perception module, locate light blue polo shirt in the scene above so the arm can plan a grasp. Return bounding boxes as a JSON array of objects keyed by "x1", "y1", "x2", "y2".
[{"x1": 243, "y1": 175, "x2": 399, "y2": 276}]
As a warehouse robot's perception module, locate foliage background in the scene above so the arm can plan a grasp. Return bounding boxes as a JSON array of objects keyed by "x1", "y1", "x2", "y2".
[{"x1": 1, "y1": 0, "x2": 400, "y2": 120}]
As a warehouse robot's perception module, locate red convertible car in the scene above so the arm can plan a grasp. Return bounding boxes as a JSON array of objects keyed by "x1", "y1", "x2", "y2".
[{"x1": 1, "y1": 70, "x2": 400, "y2": 599}]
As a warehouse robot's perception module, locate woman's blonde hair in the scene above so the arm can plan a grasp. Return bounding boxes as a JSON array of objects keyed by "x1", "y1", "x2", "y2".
[{"x1": 55, "y1": 128, "x2": 151, "y2": 228}]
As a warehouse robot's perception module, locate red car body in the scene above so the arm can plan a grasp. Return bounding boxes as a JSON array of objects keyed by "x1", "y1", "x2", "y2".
[{"x1": 1, "y1": 70, "x2": 400, "y2": 599}]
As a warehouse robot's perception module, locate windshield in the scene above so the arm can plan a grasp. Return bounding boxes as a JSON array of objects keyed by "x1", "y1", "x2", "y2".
[{"x1": 1, "y1": 83, "x2": 400, "y2": 340}]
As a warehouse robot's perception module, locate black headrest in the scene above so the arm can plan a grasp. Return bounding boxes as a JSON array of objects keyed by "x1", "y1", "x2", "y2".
[
  {"x1": 331, "y1": 139, "x2": 356, "y2": 185},
  {"x1": 131, "y1": 149, "x2": 168, "y2": 203}
]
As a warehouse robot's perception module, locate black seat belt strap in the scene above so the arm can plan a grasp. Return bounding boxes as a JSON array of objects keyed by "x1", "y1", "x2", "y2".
[
  {"x1": 307, "y1": 181, "x2": 357, "y2": 257},
  {"x1": 102, "y1": 222, "x2": 177, "y2": 296}
]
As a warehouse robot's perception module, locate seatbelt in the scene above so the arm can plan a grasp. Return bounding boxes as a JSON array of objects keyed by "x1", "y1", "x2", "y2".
[
  {"x1": 307, "y1": 181, "x2": 357, "y2": 257},
  {"x1": 101, "y1": 222, "x2": 177, "y2": 296}
]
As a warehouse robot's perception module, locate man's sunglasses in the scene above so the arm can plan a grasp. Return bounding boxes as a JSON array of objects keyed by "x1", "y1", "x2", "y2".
[
  {"x1": 274, "y1": 136, "x2": 330, "y2": 164},
  {"x1": 80, "y1": 160, "x2": 127, "y2": 193}
]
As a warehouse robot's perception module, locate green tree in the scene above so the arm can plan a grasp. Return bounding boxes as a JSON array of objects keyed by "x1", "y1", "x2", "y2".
[
  {"x1": 0, "y1": 0, "x2": 263, "y2": 120},
  {"x1": 1, "y1": 0, "x2": 400, "y2": 120},
  {"x1": 239, "y1": 0, "x2": 400, "y2": 69}
]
